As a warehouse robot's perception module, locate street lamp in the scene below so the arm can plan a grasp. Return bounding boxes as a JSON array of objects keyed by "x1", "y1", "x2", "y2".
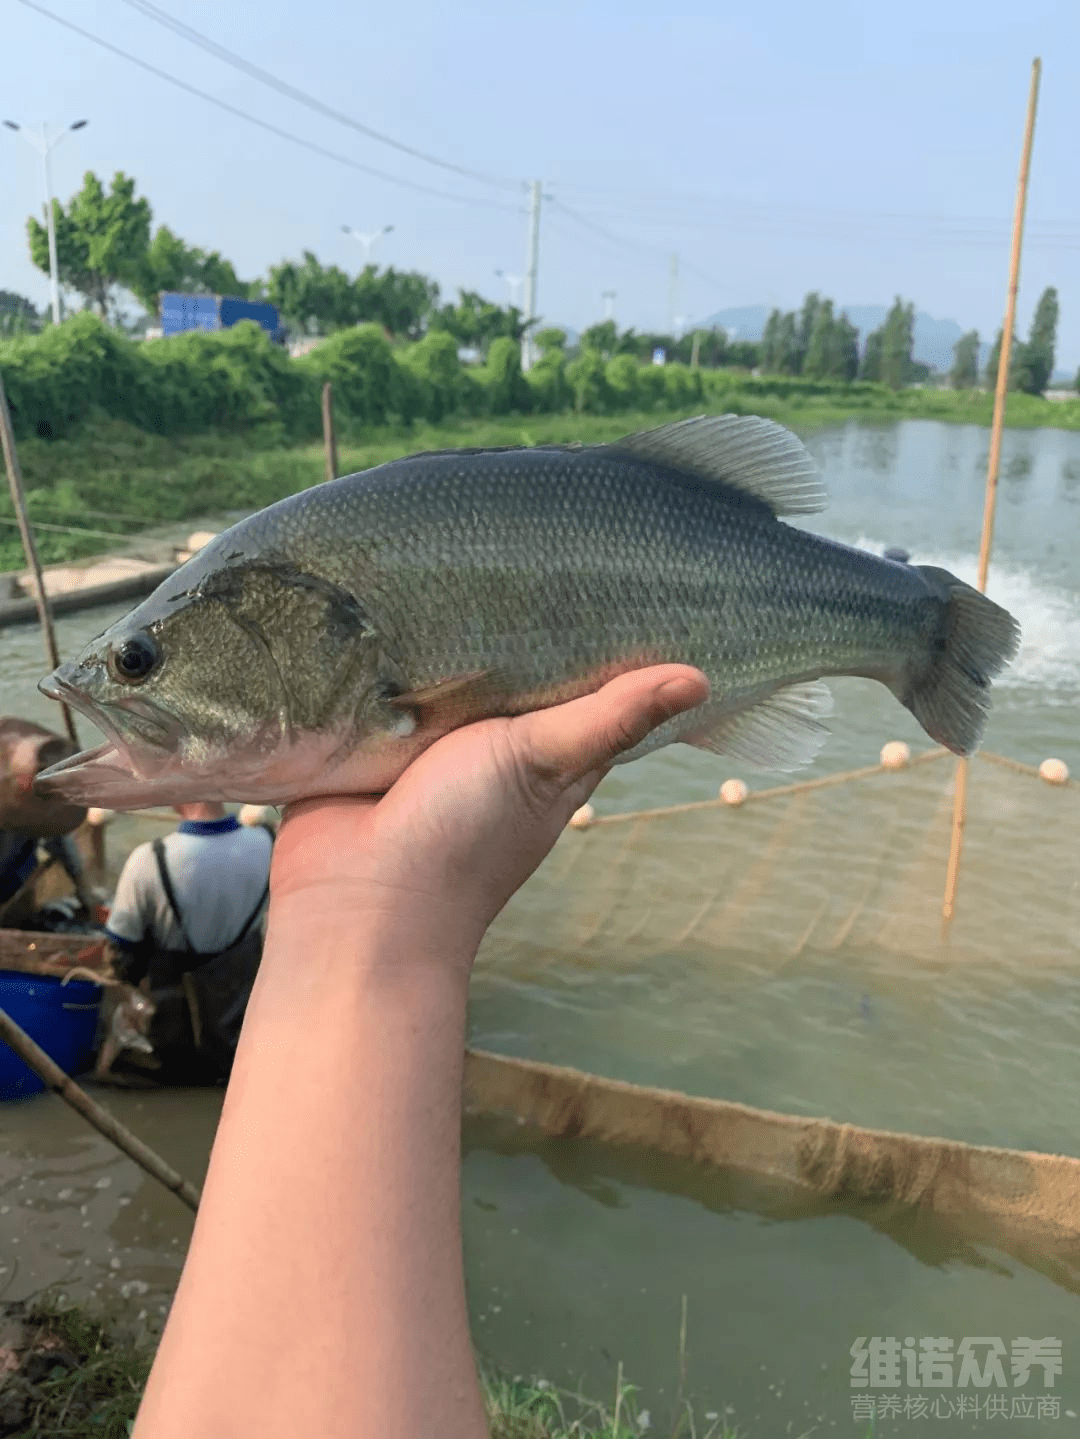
[
  {"x1": 601, "y1": 289, "x2": 617, "y2": 322},
  {"x1": 341, "y1": 224, "x2": 394, "y2": 265},
  {"x1": 3, "y1": 119, "x2": 88, "y2": 326},
  {"x1": 495, "y1": 269, "x2": 524, "y2": 307}
]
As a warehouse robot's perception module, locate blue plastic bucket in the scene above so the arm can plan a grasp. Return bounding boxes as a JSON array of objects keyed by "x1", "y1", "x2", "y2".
[{"x1": 0, "y1": 970, "x2": 102, "y2": 1102}]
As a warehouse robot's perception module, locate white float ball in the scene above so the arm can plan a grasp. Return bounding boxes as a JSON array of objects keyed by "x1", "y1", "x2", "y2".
[
  {"x1": 186, "y1": 530, "x2": 218, "y2": 554},
  {"x1": 880, "y1": 741, "x2": 911, "y2": 770},
  {"x1": 568, "y1": 803, "x2": 595, "y2": 829},
  {"x1": 1039, "y1": 757, "x2": 1069, "y2": 785},
  {"x1": 86, "y1": 807, "x2": 113, "y2": 827},
  {"x1": 720, "y1": 778, "x2": 749, "y2": 807}
]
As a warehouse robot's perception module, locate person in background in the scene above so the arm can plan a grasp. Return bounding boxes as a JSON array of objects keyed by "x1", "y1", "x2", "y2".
[
  {"x1": 0, "y1": 827, "x2": 86, "y2": 926},
  {"x1": 104, "y1": 801, "x2": 272, "y2": 1082},
  {"x1": 0, "y1": 719, "x2": 93, "y2": 928}
]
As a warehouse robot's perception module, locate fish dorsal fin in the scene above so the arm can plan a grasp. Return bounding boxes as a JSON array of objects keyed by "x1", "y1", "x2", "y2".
[{"x1": 609, "y1": 414, "x2": 826, "y2": 516}]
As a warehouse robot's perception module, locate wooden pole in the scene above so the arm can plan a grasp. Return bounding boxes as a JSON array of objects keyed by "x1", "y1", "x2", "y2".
[
  {"x1": 321, "y1": 381, "x2": 338, "y2": 484},
  {"x1": 0, "y1": 1004, "x2": 201, "y2": 1213},
  {"x1": 0, "y1": 373, "x2": 78, "y2": 745},
  {"x1": 942, "y1": 57, "x2": 1041, "y2": 937}
]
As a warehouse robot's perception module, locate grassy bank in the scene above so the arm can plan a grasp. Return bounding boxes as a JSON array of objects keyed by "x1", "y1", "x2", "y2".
[
  {"x1": 5, "y1": 383, "x2": 1080, "y2": 574},
  {"x1": 0, "y1": 1299, "x2": 750, "y2": 1438}
]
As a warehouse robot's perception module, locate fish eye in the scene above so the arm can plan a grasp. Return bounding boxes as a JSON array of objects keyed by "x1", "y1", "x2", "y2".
[{"x1": 108, "y1": 631, "x2": 161, "y2": 685}]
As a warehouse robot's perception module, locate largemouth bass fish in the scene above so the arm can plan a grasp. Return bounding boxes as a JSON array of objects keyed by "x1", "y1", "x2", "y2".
[{"x1": 35, "y1": 416, "x2": 1019, "y2": 809}]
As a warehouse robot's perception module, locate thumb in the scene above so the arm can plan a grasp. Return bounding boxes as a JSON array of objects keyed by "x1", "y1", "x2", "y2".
[{"x1": 517, "y1": 665, "x2": 710, "y2": 791}]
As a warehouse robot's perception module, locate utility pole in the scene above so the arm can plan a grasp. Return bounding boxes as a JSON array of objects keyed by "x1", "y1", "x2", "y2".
[
  {"x1": 3, "y1": 119, "x2": 88, "y2": 326},
  {"x1": 601, "y1": 290, "x2": 617, "y2": 323},
  {"x1": 522, "y1": 179, "x2": 542, "y2": 371},
  {"x1": 668, "y1": 252, "x2": 679, "y2": 338}
]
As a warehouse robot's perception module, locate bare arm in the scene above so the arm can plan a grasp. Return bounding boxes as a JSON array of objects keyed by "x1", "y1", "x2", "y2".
[{"x1": 132, "y1": 666, "x2": 708, "y2": 1439}]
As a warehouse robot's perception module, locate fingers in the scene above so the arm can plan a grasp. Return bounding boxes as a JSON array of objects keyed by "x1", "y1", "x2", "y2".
[{"x1": 517, "y1": 665, "x2": 710, "y2": 790}]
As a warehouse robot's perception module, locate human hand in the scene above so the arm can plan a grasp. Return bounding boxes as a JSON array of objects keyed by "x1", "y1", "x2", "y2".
[{"x1": 270, "y1": 665, "x2": 709, "y2": 955}]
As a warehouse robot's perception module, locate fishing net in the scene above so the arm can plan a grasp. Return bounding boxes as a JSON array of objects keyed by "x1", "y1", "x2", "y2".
[
  {"x1": 483, "y1": 748, "x2": 1076, "y2": 972},
  {"x1": 468, "y1": 748, "x2": 1080, "y2": 1241}
]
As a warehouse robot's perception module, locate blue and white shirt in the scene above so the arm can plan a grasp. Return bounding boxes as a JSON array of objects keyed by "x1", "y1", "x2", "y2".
[{"x1": 105, "y1": 816, "x2": 272, "y2": 956}]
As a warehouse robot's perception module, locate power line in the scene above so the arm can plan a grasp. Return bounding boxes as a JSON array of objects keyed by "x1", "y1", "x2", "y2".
[
  {"x1": 554, "y1": 191, "x2": 1080, "y2": 248},
  {"x1": 548, "y1": 200, "x2": 734, "y2": 304},
  {"x1": 551, "y1": 179, "x2": 1080, "y2": 237},
  {"x1": 14, "y1": 0, "x2": 523, "y2": 215},
  {"x1": 546, "y1": 197, "x2": 667, "y2": 260},
  {"x1": 116, "y1": 0, "x2": 519, "y2": 192}
]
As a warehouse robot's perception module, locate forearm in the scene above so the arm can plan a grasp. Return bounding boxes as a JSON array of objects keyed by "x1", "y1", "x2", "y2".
[{"x1": 134, "y1": 896, "x2": 487, "y2": 1439}]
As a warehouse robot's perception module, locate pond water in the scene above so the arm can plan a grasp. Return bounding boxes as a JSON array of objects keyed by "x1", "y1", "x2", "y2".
[{"x1": 2, "y1": 418, "x2": 1080, "y2": 1434}]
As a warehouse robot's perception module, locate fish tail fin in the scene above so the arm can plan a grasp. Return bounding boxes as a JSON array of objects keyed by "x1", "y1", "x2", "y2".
[{"x1": 898, "y1": 565, "x2": 1020, "y2": 756}]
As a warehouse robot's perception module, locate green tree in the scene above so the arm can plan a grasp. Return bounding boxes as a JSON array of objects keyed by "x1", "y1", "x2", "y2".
[
  {"x1": 566, "y1": 348, "x2": 612, "y2": 412},
  {"x1": 27, "y1": 170, "x2": 151, "y2": 318},
  {"x1": 796, "y1": 292, "x2": 822, "y2": 372},
  {"x1": 267, "y1": 251, "x2": 356, "y2": 334},
  {"x1": 0, "y1": 291, "x2": 43, "y2": 336},
  {"x1": 985, "y1": 327, "x2": 1020, "y2": 390},
  {"x1": 859, "y1": 328, "x2": 883, "y2": 382},
  {"x1": 950, "y1": 330, "x2": 980, "y2": 389},
  {"x1": 774, "y1": 312, "x2": 801, "y2": 375},
  {"x1": 879, "y1": 297, "x2": 916, "y2": 389},
  {"x1": 833, "y1": 313, "x2": 860, "y2": 381},
  {"x1": 1015, "y1": 286, "x2": 1059, "y2": 396},
  {"x1": 429, "y1": 289, "x2": 526, "y2": 356},
  {"x1": 525, "y1": 346, "x2": 571, "y2": 411},
  {"x1": 129, "y1": 224, "x2": 252, "y2": 313},
  {"x1": 580, "y1": 320, "x2": 618, "y2": 359},
  {"x1": 397, "y1": 329, "x2": 469, "y2": 421},
  {"x1": 803, "y1": 299, "x2": 836, "y2": 380},
  {"x1": 354, "y1": 265, "x2": 439, "y2": 338},
  {"x1": 761, "y1": 310, "x2": 782, "y2": 371},
  {"x1": 534, "y1": 327, "x2": 567, "y2": 354},
  {"x1": 480, "y1": 337, "x2": 531, "y2": 414}
]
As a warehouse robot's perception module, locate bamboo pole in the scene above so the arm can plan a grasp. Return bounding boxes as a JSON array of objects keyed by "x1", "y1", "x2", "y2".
[
  {"x1": 321, "y1": 381, "x2": 338, "y2": 484},
  {"x1": 0, "y1": 1004, "x2": 201, "y2": 1212},
  {"x1": 0, "y1": 373, "x2": 78, "y2": 745},
  {"x1": 942, "y1": 58, "x2": 1041, "y2": 938}
]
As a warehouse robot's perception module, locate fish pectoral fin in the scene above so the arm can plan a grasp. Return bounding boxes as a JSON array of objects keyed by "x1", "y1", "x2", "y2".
[
  {"x1": 684, "y1": 681, "x2": 834, "y2": 771},
  {"x1": 388, "y1": 671, "x2": 493, "y2": 709},
  {"x1": 609, "y1": 415, "x2": 826, "y2": 516},
  {"x1": 386, "y1": 668, "x2": 519, "y2": 730}
]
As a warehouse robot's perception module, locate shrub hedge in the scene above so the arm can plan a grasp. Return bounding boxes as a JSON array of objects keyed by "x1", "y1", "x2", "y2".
[
  {"x1": 0, "y1": 313, "x2": 761, "y2": 442},
  {"x1": 6, "y1": 312, "x2": 1074, "y2": 446}
]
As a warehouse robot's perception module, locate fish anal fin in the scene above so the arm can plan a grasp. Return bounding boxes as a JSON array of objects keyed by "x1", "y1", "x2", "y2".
[
  {"x1": 610, "y1": 414, "x2": 826, "y2": 516},
  {"x1": 684, "y1": 681, "x2": 834, "y2": 772}
]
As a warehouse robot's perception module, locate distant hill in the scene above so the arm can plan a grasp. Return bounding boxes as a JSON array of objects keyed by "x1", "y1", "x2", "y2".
[{"x1": 698, "y1": 304, "x2": 985, "y2": 374}]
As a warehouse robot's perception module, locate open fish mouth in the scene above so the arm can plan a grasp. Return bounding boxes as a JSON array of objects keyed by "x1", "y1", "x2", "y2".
[{"x1": 33, "y1": 671, "x2": 184, "y2": 804}]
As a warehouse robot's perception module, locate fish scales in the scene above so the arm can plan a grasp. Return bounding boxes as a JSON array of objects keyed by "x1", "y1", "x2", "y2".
[
  {"x1": 230, "y1": 448, "x2": 916, "y2": 704},
  {"x1": 32, "y1": 416, "x2": 1020, "y2": 809}
]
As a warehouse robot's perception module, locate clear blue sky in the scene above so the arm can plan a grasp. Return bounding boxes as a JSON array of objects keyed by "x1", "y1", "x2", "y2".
[{"x1": 3, "y1": 0, "x2": 1079, "y2": 367}]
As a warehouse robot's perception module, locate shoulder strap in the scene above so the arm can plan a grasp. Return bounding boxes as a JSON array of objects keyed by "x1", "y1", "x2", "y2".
[
  {"x1": 152, "y1": 837, "x2": 268, "y2": 958},
  {"x1": 152, "y1": 838, "x2": 200, "y2": 955},
  {"x1": 232, "y1": 879, "x2": 270, "y2": 948}
]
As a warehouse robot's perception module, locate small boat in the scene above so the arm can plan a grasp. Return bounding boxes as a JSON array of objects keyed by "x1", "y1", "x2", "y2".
[{"x1": 0, "y1": 929, "x2": 110, "y2": 1101}]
